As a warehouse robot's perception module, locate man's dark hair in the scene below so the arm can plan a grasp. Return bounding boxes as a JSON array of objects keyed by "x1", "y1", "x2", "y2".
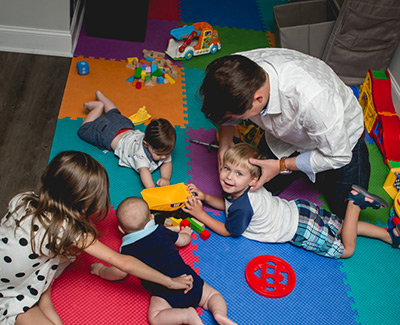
[{"x1": 200, "y1": 55, "x2": 266, "y2": 125}]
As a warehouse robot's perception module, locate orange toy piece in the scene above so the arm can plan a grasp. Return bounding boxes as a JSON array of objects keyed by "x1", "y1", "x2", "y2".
[{"x1": 166, "y1": 22, "x2": 221, "y2": 60}]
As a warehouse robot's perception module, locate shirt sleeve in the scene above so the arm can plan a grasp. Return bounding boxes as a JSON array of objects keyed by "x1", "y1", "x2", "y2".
[
  {"x1": 225, "y1": 205, "x2": 254, "y2": 237},
  {"x1": 301, "y1": 94, "x2": 356, "y2": 178}
]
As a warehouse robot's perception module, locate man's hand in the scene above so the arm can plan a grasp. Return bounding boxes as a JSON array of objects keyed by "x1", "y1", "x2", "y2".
[{"x1": 248, "y1": 158, "x2": 280, "y2": 191}]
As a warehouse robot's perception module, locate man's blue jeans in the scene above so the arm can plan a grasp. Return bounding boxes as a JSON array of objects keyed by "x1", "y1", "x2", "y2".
[{"x1": 260, "y1": 137, "x2": 371, "y2": 217}]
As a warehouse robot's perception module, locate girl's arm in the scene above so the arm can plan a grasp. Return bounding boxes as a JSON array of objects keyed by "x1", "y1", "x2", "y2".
[
  {"x1": 157, "y1": 161, "x2": 172, "y2": 187},
  {"x1": 91, "y1": 263, "x2": 128, "y2": 281},
  {"x1": 182, "y1": 196, "x2": 232, "y2": 237},
  {"x1": 138, "y1": 167, "x2": 156, "y2": 188},
  {"x1": 82, "y1": 237, "x2": 193, "y2": 292}
]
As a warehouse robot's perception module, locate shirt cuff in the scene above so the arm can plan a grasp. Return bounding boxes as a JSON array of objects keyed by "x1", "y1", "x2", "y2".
[{"x1": 295, "y1": 151, "x2": 316, "y2": 182}]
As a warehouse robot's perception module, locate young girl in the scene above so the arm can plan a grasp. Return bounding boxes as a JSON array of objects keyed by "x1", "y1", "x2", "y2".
[
  {"x1": 78, "y1": 90, "x2": 176, "y2": 188},
  {"x1": 0, "y1": 151, "x2": 193, "y2": 325}
]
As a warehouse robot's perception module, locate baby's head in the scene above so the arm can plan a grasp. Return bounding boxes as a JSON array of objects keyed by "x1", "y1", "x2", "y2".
[
  {"x1": 144, "y1": 118, "x2": 176, "y2": 161},
  {"x1": 116, "y1": 197, "x2": 152, "y2": 234},
  {"x1": 223, "y1": 143, "x2": 262, "y2": 179}
]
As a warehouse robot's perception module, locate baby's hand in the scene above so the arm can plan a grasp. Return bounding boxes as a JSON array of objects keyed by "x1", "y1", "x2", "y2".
[
  {"x1": 186, "y1": 183, "x2": 205, "y2": 200},
  {"x1": 179, "y1": 226, "x2": 193, "y2": 237},
  {"x1": 182, "y1": 195, "x2": 204, "y2": 217},
  {"x1": 90, "y1": 263, "x2": 104, "y2": 276},
  {"x1": 156, "y1": 177, "x2": 170, "y2": 187}
]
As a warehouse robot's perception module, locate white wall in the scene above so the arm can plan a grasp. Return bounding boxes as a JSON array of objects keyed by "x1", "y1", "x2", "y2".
[
  {"x1": 389, "y1": 43, "x2": 400, "y2": 115},
  {"x1": 0, "y1": 0, "x2": 83, "y2": 57}
]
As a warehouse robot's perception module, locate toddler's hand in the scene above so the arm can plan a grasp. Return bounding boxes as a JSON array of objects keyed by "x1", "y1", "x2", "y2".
[
  {"x1": 186, "y1": 183, "x2": 205, "y2": 200},
  {"x1": 182, "y1": 195, "x2": 203, "y2": 217},
  {"x1": 156, "y1": 177, "x2": 170, "y2": 187},
  {"x1": 90, "y1": 263, "x2": 104, "y2": 276}
]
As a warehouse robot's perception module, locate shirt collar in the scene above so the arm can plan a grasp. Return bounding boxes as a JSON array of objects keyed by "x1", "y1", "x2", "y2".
[
  {"x1": 120, "y1": 219, "x2": 157, "y2": 250},
  {"x1": 143, "y1": 143, "x2": 155, "y2": 162},
  {"x1": 259, "y1": 61, "x2": 281, "y2": 115}
]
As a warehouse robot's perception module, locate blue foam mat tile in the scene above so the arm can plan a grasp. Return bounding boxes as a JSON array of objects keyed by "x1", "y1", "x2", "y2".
[
  {"x1": 194, "y1": 211, "x2": 358, "y2": 324},
  {"x1": 256, "y1": 0, "x2": 289, "y2": 31},
  {"x1": 340, "y1": 237, "x2": 400, "y2": 325},
  {"x1": 179, "y1": 0, "x2": 265, "y2": 31}
]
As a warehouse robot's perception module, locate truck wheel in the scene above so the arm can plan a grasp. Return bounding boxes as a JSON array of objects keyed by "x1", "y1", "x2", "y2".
[
  {"x1": 184, "y1": 50, "x2": 194, "y2": 60},
  {"x1": 210, "y1": 45, "x2": 218, "y2": 54}
]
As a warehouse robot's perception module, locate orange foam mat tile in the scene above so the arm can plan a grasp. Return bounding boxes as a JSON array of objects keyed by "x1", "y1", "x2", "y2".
[{"x1": 59, "y1": 57, "x2": 187, "y2": 127}]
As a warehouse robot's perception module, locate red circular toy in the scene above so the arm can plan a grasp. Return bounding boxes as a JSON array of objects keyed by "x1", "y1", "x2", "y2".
[{"x1": 245, "y1": 255, "x2": 296, "y2": 298}]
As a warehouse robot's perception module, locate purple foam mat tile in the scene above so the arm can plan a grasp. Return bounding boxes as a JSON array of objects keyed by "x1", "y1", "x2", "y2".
[
  {"x1": 186, "y1": 127, "x2": 223, "y2": 214},
  {"x1": 279, "y1": 177, "x2": 325, "y2": 206},
  {"x1": 74, "y1": 19, "x2": 183, "y2": 65}
]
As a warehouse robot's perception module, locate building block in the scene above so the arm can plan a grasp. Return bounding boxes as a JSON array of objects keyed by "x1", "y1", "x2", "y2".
[{"x1": 181, "y1": 217, "x2": 210, "y2": 240}]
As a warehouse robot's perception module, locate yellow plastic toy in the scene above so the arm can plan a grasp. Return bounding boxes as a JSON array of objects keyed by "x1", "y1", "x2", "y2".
[
  {"x1": 141, "y1": 183, "x2": 190, "y2": 211},
  {"x1": 383, "y1": 167, "x2": 400, "y2": 199},
  {"x1": 128, "y1": 106, "x2": 151, "y2": 125}
]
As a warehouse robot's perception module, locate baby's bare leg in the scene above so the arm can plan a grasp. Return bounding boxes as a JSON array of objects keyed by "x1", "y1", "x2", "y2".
[
  {"x1": 147, "y1": 296, "x2": 202, "y2": 325},
  {"x1": 95, "y1": 90, "x2": 117, "y2": 113},
  {"x1": 199, "y1": 283, "x2": 237, "y2": 325}
]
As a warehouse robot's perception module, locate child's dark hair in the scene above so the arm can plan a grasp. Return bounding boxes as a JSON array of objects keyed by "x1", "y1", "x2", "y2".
[
  {"x1": 16, "y1": 151, "x2": 110, "y2": 257},
  {"x1": 200, "y1": 55, "x2": 267, "y2": 125},
  {"x1": 144, "y1": 118, "x2": 176, "y2": 154}
]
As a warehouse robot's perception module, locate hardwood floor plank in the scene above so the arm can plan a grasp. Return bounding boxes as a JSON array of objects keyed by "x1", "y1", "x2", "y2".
[{"x1": 0, "y1": 52, "x2": 71, "y2": 213}]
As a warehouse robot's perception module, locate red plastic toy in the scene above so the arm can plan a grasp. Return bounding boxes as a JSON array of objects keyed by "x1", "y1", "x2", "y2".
[{"x1": 245, "y1": 255, "x2": 296, "y2": 298}]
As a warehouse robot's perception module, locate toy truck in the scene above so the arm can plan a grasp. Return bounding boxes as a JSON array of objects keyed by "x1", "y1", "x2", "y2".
[{"x1": 165, "y1": 22, "x2": 221, "y2": 60}]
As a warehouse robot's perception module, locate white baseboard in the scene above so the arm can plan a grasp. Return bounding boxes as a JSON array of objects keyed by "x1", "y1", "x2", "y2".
[
  {"x1": 388, "y1": 69, "x2": 400, "y2": 116},
  {"x1": 0, "y1": 0, "x2": 84, "y2": 57}
]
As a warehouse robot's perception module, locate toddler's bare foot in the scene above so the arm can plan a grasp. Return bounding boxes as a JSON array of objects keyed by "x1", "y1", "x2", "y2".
[
  {"x1": 83, "y1": 100, "x2": 104, "y2": 112},
  {"x1": 214, "y1": 312, "x2": 237, "y2": 325}
]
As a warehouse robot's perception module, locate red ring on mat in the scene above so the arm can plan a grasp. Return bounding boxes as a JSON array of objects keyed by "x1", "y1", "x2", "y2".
[{"x1": 245, "y1": 255, "x2": 296, "y2": 298}]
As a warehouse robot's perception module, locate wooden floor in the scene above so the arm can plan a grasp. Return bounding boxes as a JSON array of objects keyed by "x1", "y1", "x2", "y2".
[{"x1": 0, "y1": 51, "x2": 71, "y2": 213}]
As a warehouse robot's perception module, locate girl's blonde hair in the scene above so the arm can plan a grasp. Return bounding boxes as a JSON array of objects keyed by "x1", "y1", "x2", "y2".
[
  {"x1": 223, "y1": 143, "x2": 262, "y2": 178},
  {"x1": 16, "y1": 151, "x2": 110, "y2": 257}
]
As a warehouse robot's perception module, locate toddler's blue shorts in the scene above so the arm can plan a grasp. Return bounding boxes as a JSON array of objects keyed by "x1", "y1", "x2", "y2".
[
  {"x1": 78, "y1": 108, "x2": 134, "y2": 150},
  {"x1": 290, "y1": 199, "x2": 344, "y2": 259}
]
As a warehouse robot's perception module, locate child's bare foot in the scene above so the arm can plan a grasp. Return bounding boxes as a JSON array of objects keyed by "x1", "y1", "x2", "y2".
[
  {"x1": 83, "y1": 101, "x2": 104, "y2": 112},
  {"x1": 214, "y1": 312, "x2": 237, "y2": 325}
]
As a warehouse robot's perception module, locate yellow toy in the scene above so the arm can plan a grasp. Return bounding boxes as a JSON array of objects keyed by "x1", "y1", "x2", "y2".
[
  {"x1": 128, "y1": 106, "x2": 151, "y2": 125},
  {"x1": 141, "y1": 183, "x2": 189, "y2": 211}
]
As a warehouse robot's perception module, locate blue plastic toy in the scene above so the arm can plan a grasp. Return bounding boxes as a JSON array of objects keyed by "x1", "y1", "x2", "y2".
[{"x1": 77, "y1": 61, "x2": 89, "y2": 75}]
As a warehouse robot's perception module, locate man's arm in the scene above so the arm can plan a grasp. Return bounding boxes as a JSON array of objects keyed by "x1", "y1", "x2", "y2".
[{"x1": 217, "y1": 125, "x2": 235, "y2": 169}]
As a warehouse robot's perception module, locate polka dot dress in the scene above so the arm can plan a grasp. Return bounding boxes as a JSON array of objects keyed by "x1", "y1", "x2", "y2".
[{"x1": 0, "y1": 193, "x2": 73, "y2": 324}]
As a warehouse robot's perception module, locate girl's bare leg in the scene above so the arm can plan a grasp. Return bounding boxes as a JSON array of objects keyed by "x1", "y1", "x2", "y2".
[
  {"x1": 148, "y1": 296, "x2": 202, "y2": 325},
  {"x1": 200, "y1": 283, "x2": 237, "y2": 325},
  {"x1": 16, "y1": 286, "x2": 61, "y2": 325}
]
